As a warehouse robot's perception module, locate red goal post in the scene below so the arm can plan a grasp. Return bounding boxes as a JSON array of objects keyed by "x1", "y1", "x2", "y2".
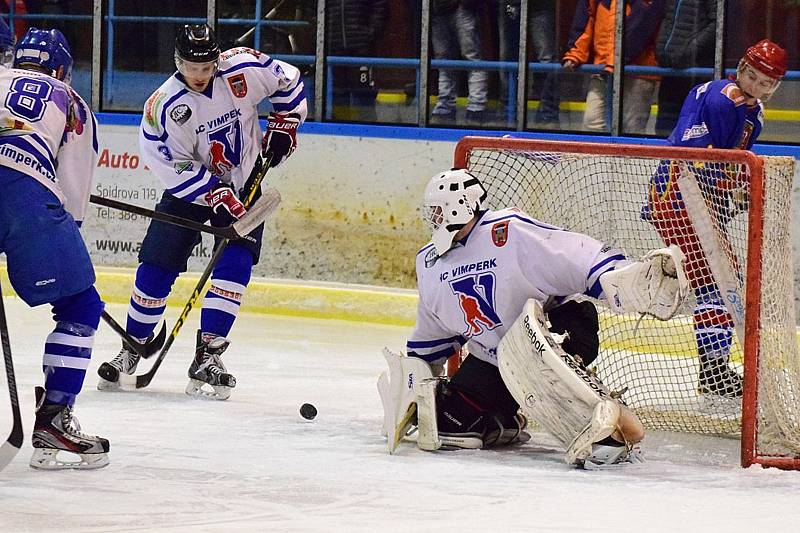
[{"x1": 453, "y1": 136, "x2": 799, "y2": 469}]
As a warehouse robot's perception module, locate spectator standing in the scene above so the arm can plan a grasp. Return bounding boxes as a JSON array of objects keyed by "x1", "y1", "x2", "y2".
[
  {"x1": 562, "y1": 0, "x2": 666, "y2": 134},
  {"x1": 431, "y1": 0, "x2": 488, "y2": 124},
  {"x1": 496, "y1": 0, "x2": 560, "y2": 126},
  {"x1": 654, "y1": 0, "x2": 716, "y2": 135},
  {"x1": 326, "y1": 0, "x2": 388, "y2": 122}
]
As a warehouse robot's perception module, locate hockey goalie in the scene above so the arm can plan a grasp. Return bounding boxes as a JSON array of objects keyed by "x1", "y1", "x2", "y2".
[{"x1": 379, "y1": 169, "x2": 689, "y2": 468}]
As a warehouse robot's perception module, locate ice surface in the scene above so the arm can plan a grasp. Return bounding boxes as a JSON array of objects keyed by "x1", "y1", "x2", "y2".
[{"x1": 1, "y1": 297, "x2": 800, "y2": 532}]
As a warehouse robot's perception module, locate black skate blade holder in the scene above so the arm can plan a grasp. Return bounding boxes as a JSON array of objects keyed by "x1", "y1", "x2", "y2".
[{"x1": 101, "y1": 310, "x2": 166, "y2": 358}]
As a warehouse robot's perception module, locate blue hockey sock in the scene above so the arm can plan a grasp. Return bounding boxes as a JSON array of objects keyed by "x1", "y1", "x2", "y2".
[
  {"x1": 44, "y1": 287, "x2": 104, "y2": 405},
  {"x1": 127, "y1": 263, "x2": 178, "y2": 340},
  {"x1": 201, "y1": 244, "x2": 252, "y2": 337}
]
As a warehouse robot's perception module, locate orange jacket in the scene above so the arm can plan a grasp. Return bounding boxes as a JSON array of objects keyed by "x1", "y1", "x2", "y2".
[{"x1": 563, "y1": 0, "x2": 665, "y2": 75}]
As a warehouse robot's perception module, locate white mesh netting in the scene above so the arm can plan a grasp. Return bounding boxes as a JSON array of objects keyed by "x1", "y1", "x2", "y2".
[{"x1": 460, "y1": 139, "x2": 799, "y2": 465}]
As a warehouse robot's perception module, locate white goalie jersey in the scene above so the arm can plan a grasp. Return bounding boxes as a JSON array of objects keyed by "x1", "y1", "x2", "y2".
[{"x1": 406, "y1": 208, "x2": 630, "y2": 366}]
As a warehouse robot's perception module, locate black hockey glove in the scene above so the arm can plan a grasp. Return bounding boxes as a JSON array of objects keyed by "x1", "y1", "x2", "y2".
[{"x1": 548, "y1": 300, "x2": 600, "y2": 367}]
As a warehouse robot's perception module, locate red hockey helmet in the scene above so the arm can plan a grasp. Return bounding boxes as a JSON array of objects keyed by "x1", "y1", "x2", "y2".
[{"x1": 743, "y1": 39, "x2": 788, "y2": 80}]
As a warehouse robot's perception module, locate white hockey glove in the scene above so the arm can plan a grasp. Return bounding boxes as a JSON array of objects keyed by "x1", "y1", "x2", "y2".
[{"x1": 599, "y1": 244, "x2": 689, "y2": 321}]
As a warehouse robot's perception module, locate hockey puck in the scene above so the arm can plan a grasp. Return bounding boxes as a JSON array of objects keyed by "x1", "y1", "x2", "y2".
[{"x1": 300, "y1": 403, "x2": 317, "y2": 420}]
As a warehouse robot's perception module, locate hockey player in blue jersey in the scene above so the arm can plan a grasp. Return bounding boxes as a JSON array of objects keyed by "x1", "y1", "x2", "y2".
[
  {"x1": 0, "y1": 26, "x2": 109, "y2": 469},
  {"x1": 645, "y1": 39, "x2": 787, "y2": 398},
  {"x1": 97, "y1": 23, "x2": 307, "y2": 399},
  {"x1": 380, "y1": 169, "x2": 691, "y2": 468}
]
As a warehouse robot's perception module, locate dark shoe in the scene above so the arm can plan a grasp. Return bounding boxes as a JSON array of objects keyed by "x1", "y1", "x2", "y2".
[
  {"x1": 465, "y1": 110, "x2": 485, "y2": 124},
  {"x1": 431, "y1": 108, "x2": 456, "y2": 123},
  {"x1": 698, "y1": 358, "x2": 743, "y2": 398}
]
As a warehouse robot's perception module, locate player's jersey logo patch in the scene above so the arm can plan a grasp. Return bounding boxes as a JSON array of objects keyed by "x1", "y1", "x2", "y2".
[
  {"x1": 227, "y1": 74, "x2": 248, "y2": 98},
  {"x1": 491, "y1": 221, "x2": 509, "y2": 247},
  {"x1": 170, "y1": 104, "x2": 192, "y2": 125},
  {"x1": 144, "y1": 90, "x2": 166, "y2": 128},
  {"x1": 423, "y1": 247, "x2": 438, "y2": 268},
  {"x1": 451, "y1": 273, "x2": 502, "y2": 336}
]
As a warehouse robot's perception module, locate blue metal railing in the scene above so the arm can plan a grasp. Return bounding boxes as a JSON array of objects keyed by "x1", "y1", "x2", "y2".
[{"x1": 3, "y1": 8, "x2": 799, "y2": 128}]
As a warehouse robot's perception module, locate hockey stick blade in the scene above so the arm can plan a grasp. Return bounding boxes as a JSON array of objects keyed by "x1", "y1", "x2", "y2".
[
  {"x1": 230, "y1": 187, "x2": 281, "y2": 237},
  {"x1": 101, "y1": 310, "x2": 166, "y2": 358},
  {"x1": 0, "y1": 283, "x2": 23, "y2": 472}
]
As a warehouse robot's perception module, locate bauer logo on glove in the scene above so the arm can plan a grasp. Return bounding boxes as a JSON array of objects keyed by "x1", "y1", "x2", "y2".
[
  {"x1": 262, "y1": 112, "x2": 300, "y2": 167},
  {"x1": 205, "y1": 184, "x2": 247, "y2": 220}
]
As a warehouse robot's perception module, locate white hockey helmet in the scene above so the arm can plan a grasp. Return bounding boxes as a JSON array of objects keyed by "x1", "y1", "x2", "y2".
[{"x1": 422, "y1": 168, "x2": 487, "y2": 256}]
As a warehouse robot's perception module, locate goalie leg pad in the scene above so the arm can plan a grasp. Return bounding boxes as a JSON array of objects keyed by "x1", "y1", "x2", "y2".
[
  {"x1": 380, "y1": 348, "x2": 434, "y2": 454},
  {"x1": 599, "y1": 244, "x2": 689, "y2": 320},
  {"x1": 415, "y1": 378, "x2": 443, "y2": 451},
  {"x1": 498, "y1": 299, "x2": 616, "y2": 449},
  {"x1": 565, "y1": 399, "x2": 621, "y2": 465}
]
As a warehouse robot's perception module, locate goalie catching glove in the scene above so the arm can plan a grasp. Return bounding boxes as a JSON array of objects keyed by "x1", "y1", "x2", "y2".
[
  {"x1": 599, "y1": 244, "x2": 689, "y2": 320},
  {"x1": 262, "y1": 112, "x2": 300, "y2": 167}
]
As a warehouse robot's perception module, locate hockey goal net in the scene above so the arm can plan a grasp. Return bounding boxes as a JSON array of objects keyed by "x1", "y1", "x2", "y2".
[{"x1": 454, "y1": 136, "x2": 799, "y2": 469}]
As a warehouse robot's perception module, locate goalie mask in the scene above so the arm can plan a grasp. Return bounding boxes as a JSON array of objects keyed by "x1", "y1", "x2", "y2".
[
  {"x1": 422, "y1": 169, "x2": 487, "y2": 256},
  {"x1": 736, "y1": 39, "x2": 787, "y2": 102}
]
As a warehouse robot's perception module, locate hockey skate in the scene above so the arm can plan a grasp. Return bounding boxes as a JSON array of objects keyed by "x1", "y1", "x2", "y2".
[
  {"x1": 97, "y1": 341, "x2": 142, "y2": 390},
  {"x1": 186, "y1": 330, "x2": 236, "y2": 400},
  {"x1": 565, "y1": 399, "x2": 621, "y2": 466},
  {"x1": 580, "y1": 441, "x2": 646, "y2": 470},
  {"x1": 484, "y1": 412, "x2": 532, "y2": 448},
  {"x1": 30, "y1": 387, "x2": 109, "y2": 470},
  {"x1": 698, "y1": 357, "x2": 743, "y2": 399}
]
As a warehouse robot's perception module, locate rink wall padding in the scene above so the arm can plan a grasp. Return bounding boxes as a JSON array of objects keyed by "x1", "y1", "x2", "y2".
[
  {"x1": 6, "y1": 116, "x2": 800, "y2": 323},
  {"x1": 0, "y1": 265, "x2": 418, "y2": 326}
]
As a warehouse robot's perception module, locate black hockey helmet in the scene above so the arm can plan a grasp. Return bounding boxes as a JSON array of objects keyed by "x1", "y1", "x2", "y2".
[{"x1": 175, "y1": 24, "x2": 220, "y2": 63}]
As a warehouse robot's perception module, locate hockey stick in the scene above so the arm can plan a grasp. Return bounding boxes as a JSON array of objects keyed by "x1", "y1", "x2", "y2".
[
  {"x1": 0, "y1": 280, "x2": 23, "y2": 471},
  {"x1": 234, "y1": 0, "x2": 288, "y2": 46},
  {"x1": 89, "y1": 194, "x2": 272, "y2": 243},
  {"x1": 100, "y1": 310, "x2": 166, "y2": 359},
  {"x1": 131, "y1": 154, "x2": 276, "y2": 389}
]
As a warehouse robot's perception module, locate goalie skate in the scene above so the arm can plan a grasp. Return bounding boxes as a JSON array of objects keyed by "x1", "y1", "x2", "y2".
[
  {"x1": 29, "y1": 387, "x2": 109, "y2": 470},
  {"x1": 186, "y1": 331, "x2": 236, "y2": 400},
  {"x1": 580, "y1": 442, "x2": 646, "y2": 470},
  {"x1": 565, "y1": 399, "x2": 621, "y2": 466}
]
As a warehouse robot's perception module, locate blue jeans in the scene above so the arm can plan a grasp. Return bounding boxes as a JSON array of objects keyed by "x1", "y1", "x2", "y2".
[
  {"x1": 497, "y1": 1, "x2": 560, "y2": 123},
  {"x1": 431, "y1": 7, "x2": 488, "y2": 113}
]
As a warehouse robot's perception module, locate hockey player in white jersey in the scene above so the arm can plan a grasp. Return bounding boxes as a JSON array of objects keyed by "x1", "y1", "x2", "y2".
[
  {"x1": 97, "y1": 23, "x2": 307, "y2": 399},
  {"x1": 0, "y1": 26, "x2": 109, "y2": 469},
  {"x1": 380, "y1": 169, "x2": 689, "y2": 468}
]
